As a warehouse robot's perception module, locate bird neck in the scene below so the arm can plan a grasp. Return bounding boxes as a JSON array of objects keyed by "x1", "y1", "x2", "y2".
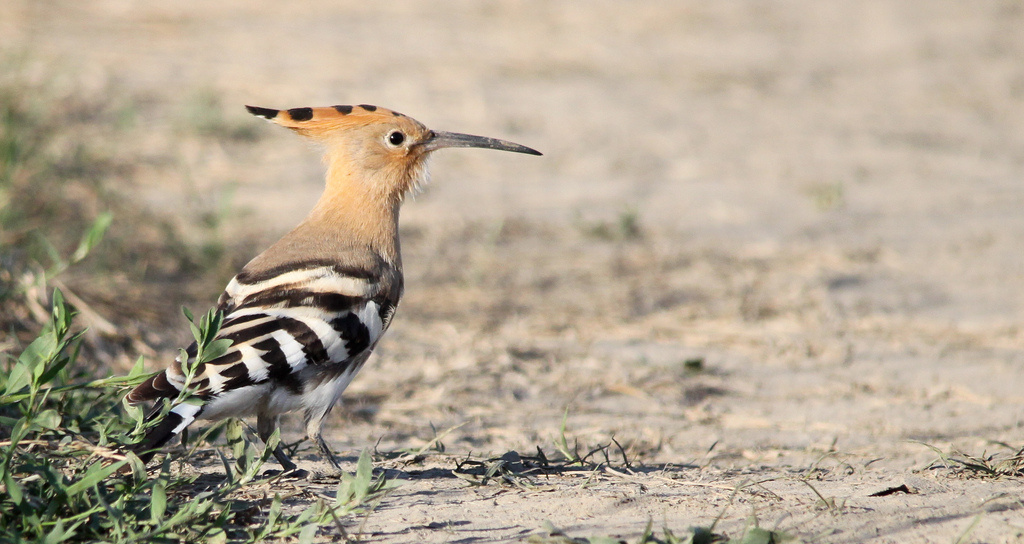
[{"x1": 305, "y1": 161, "x2": 403, "y2": 266}]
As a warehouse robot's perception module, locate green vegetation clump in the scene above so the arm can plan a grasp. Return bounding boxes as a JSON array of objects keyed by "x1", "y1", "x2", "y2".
[
  {"x1": 529, "y1": 520, "x2": 798, "y2": 544},
  {"x1": 0, "y1": 289, "x2": 393, "y2": 542}
]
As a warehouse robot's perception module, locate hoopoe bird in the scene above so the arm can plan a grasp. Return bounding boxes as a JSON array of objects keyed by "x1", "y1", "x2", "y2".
[{"x1": 125, "y1": 104, "x2": 540, "y2": 474}]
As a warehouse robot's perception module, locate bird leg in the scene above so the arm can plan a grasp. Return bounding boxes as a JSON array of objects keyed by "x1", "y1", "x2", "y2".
[
  {"x1": 305, "y1": 406, "x2": 344, "y2": 476},
  {"x1": 256, "y1": 414, "x2": 298, "y2": 473}
]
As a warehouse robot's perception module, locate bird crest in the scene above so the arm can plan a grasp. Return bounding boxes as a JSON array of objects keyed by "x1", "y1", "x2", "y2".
[{"x1": 245, "y1": 104, "x2": 415, "y2": 140}]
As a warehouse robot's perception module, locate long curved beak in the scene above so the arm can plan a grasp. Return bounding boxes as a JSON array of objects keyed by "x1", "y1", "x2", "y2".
[{"x1": 421, "y1": 130, "x2": 542, "y2": 156}]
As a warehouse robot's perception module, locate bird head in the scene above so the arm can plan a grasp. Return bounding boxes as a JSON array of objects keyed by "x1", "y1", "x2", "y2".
[{"x1": 245, "y1": 104, "x2": 541, "y2": 203}]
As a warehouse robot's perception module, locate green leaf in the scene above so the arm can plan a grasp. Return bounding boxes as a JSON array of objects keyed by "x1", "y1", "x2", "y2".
[
  {"x1": 70, "y1": 212, "x2": 112, "y2": 264},
  {"x1": 693, "y1": 526, "x2": 719, "y2": 544},
  {"x1": 199, "y1": 338, "x2": 232, "y2": 363},
  {"x1": 127, "y1": 356, "x2": 147, "y2": 378},
  {"x1": 19, "y1": 333, "x2": 57, "y2": 372},
  {"x1": 205, "y1": 528, "x2": 227, "y2": 544},
  {"x1": 188, "y1": 320, "x2": 202, "y2": 345},
  {"x1": 151, "y1": 481, "x2": 167, "y2": 522},
  {"x1": 4, "y1": 361, "x2": 31, "y2": 396},
  {"x1": 50, "y1": 288, "x2": 72, "y2": 333},
  {"x1": 42, "y1": 519, "x2": 67, "y2": 544},
  {"x1": 267, "y1": 494, "x2": 283, "y2": 527},
  {"x1": 36, "y1": 355, "x2": 71, "y2": 387},
  {"x1": 200, "y1": 309, "x2": 216, "y2": 345},
  {"x1": 216, "y1": 449, "x2": 234, "y2": 483},
  {"x1": 34, "y1": 233, "x2": 67, "y2": 274},
  {"x1": 122, "y1": 401, "x2": 142, "y2": 422},
  {"x1": 298, "y1": 523, "x2": 319, "y2": 544},
  {"x1": 352, "y1": 449, "x2": 374, "y2": 504},
  {"x1": 739, "y1": 528, "x2": 788, "y2": 544},
  {"x1": 43, "y1": 518, "x2": 87, "y2": 544},
  {"x1": 33, "y1": 408, "x2": 62, "y2": 430},
  {"x1": 124, "y1": 451, "x2": 147, "y2": 482},
  {"x1": 65, "y1": 459, "x2": 127, "y2": 496},
  {"x1": 355, "y1": 448, "x2": 373, "y2": 481},
  {"x1": 210, "y1": 310, "x2": 223, "y2": 338},
  {"x1": 3, "y1": 471, "x2": 23, "y2": 505},
  {"x1": 262, "y1": 428, "x2": 281, "y2": 458}
]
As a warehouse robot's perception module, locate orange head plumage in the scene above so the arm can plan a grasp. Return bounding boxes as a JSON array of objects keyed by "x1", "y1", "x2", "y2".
[{"x1": 246, "y1": 104, "x2": 540, "y2": 203}]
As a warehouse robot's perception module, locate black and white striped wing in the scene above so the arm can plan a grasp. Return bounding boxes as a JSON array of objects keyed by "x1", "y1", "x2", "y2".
[
  {"x1": 126, "y1": 261, "x2": 399, "y2": 458},
  {"x1": 132, "y1": 262, "x2": 398, "y2": 409},
  {"x1": 192, "y1": 263, "x2": 396, "y2": 399}
]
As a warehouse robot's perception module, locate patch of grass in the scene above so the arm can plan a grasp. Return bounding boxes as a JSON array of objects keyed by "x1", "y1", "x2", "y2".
[
  {"x1": 453, "y1": 450, "x2": 539, "y2": 490},
  {"x1": 445, "y1": 411, "x2": 644, "y2": 490},
  {"x1": 0, "y1": 284, "x2": 394, "y2": 542},
  {"x1": 574, "y1": 207, "x2": 644, "y2": 241},
  {"x1": 375, "y1": 421, "x2": 466, "y2": 465},
  {"x1": 918, "y1": 441, "x2": 1024, "y2": 478},
  {"x1": 2, "y1": 289, "x2": 206, "y2": 541},
  {"x1": 334, "y1": 449, "x2": 399, "y2": 516},
  {"x1": 797, "y1": 480, "x2": 846, "y2": 513},
  {"x1": 529, "y1": 520, "x2": 798, "y2": 544},
  {"x1": 553, "y1": 408, "x2": 635, "y2": 469}
]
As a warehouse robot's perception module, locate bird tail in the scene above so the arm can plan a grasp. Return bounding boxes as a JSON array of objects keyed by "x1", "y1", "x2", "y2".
[
  {"x1": 126, "y1": 370, "x2": 179, "y2": 404},
  {"x1": 126, "y1": 370, "x2": 201, "y2": 463},
  {"x1": 130, "y1": 401, "x2": 203, "y2": 462}
]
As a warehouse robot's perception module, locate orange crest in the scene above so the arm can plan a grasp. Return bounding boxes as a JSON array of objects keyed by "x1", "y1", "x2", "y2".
[{"x1": 245, "y1": 104, "x2": 409, "y2": 140}]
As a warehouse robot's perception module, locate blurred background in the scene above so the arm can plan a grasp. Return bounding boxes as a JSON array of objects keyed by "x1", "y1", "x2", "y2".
[{"x1": 2, "y1": 0, "x2": 1023, "y2": 483}]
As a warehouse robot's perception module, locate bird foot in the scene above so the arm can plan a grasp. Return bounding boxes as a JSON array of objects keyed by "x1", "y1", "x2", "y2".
[
  {"x1": 304, "y1": 468, "x2": 344, "y2": 482},
  {"x1": 262, "y1": 466, "x2": 343, "y2": 482}
]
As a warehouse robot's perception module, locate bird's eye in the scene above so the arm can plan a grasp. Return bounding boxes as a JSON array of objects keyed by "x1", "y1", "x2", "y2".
[{"x1": 387, "y1": 130, "x2": 405, "y2": 147}]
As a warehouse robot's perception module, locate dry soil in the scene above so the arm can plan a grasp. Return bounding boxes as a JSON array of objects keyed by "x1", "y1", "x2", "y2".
[{"x1": 4, "y1": 1, "x2": 1024, "y2": 542}]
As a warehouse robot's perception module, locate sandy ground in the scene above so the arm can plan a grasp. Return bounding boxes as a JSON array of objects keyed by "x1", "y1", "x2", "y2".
[{"x1": 4, "y1": 1, "x2": 1024, "y2": 542}]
